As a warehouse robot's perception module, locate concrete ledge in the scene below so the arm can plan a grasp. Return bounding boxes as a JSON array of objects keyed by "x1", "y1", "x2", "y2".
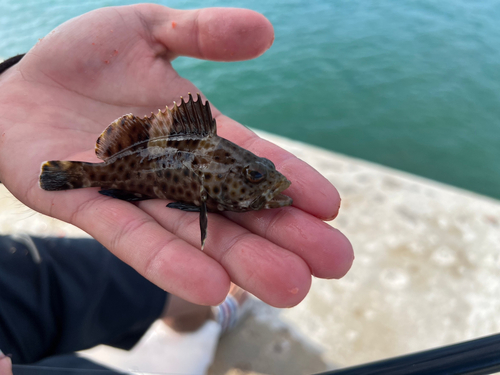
[{"x1": 214, "y1": 130, "x2": 500, "y2": 374}]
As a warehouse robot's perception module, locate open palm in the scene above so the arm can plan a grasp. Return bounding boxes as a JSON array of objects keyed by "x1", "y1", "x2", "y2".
[{"x1": 0, "y1": 4, "x2": 353, "y2": 307}]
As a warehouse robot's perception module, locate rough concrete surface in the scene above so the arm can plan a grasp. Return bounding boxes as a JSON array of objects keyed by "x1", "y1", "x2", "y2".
[{"x1": 1, "y1": 131, "x2": 499, "y2": 374}]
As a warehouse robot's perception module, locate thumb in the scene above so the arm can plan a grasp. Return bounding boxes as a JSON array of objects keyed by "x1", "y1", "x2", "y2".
[
  {"x1": 0, "y1": 350, "x2": 13, "y2": 375},
  {"x1": 139, "y1": 5, "x2": 275, "y2": 61}
]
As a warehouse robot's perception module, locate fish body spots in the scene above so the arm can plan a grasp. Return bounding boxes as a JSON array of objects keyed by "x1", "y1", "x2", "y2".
[
  {"x1": 140, "y1": 160, "x2": 202, "y2": 202},
  {"x1": 212, "y1": 148, "x2": 236, "y2": 165},
  {"x1": 49, "y1": 97, "x2": 289, "y2": 212},
  {"x1": 79, "y1": 134, "x2": 290, "y2": 213}
]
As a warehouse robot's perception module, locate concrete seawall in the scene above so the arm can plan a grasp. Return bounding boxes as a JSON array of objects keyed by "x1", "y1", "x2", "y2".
[
  {"x1": 1, "y1": 131, "x2": 499, "y2": 374},
  {"x1": 223, "y1": 130, "x2": 500, "y2": 374}
]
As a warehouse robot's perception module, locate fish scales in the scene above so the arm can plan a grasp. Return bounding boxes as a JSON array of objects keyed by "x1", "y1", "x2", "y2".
[{"x1": 39, "y1": 93, "x2": 292, "y2": 249}]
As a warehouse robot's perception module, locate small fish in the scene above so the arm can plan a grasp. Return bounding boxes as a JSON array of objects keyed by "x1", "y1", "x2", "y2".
[{"x1": 39, "y1": 93, "x2": 292, "y2": 249}]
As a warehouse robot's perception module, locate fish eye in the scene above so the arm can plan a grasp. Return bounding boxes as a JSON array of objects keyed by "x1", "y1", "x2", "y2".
[{"x1": 244, "y1": 165, "x2": 266, "y2": 183}]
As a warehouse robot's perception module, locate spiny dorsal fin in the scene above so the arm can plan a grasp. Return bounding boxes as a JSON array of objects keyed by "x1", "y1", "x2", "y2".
[{"x1": 95, "y1": 93, "x2": 217, "y2": 160}]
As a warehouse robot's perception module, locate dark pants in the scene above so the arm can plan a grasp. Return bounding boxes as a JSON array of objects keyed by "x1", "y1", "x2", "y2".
[{"x1": 0, "y1": 234, "x2": 168, "y2": 374}]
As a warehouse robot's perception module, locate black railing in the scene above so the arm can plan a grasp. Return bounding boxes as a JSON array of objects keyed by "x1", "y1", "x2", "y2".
[{"x1": 319, "y1": 333, "x2": 500, "y2": 375}]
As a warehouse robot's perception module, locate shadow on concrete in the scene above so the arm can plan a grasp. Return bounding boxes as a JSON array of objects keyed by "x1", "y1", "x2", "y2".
[{"x1": 208, "y1": 313, "x2": 333, "y2": 375}]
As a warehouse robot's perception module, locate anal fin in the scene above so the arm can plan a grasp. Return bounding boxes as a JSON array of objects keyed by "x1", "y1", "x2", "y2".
[
  {"x1": 99, "y1": 189, "x2": 153, "y2": 202},
  {"x1": 199, "y1": 187, "x2": 208, "y2": 251},
  {"x1": 166, "y1": 200, "x2": 207, "y2": 250},
  {"x1": 200, "y1": 200, "x2": 207, "y2": 251}
]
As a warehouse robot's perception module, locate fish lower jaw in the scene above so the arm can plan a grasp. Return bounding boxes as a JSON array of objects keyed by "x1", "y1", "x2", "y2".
[
  {"x1": 262, "y1": 180, "x2": 292, "y2": 209},
  {"x1": 264, "y1": 193, "x2": 293, "y2": 209}
]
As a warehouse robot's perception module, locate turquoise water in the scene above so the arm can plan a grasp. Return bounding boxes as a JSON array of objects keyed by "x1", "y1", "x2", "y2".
[{"x1": 1, "y1": 0, "x2": 499, "y2": 199}]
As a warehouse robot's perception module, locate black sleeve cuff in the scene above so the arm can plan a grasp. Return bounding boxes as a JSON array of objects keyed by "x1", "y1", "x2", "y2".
[{"x1": 0, "y1": 54, "x2": 25, "y2": 74}]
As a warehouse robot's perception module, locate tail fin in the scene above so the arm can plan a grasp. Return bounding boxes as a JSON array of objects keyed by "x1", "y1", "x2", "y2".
[{"x1": 39, "y1": 161, "x2": 89, "y2": 191}]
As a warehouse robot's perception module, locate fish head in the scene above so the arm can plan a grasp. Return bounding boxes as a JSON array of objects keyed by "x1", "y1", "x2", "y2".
[{"x1": 213, "y1": 156, "x2": 292, "y2": 212}]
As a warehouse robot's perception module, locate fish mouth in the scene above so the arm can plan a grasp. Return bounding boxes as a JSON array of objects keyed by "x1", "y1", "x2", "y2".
[
  {"x1": 263, "y1": 178, "x2": 293, "y2": 209},
  {"x1": 264, "y1": 192, "x2": 293, "y2": 209},
  {"x1": 248, "y1": 177, "x2": 292, "y2": 210}
]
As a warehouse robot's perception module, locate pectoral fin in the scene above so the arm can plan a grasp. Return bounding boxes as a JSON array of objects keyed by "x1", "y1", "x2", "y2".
[{"x1": 166, "y1": 202, "x2": 200, "y2": 212}]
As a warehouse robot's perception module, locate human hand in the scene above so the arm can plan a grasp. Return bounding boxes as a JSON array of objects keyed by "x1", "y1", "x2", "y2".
[{"x1": 0, "y1": 4, "x2": 353, "y2": 307}]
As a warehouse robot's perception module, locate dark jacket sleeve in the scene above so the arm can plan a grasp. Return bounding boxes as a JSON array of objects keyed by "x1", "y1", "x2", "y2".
[{"x1": 0, "y1": 235, "x2": 168, "y2": 364}]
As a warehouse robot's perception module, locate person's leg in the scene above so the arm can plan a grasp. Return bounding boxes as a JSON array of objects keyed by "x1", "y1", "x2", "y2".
[
  {"x1": 161, "y1": 294, "x2": 214, "y2": 333},
  {"x1": 162, "y1": 283, "x2": 250, "y2": 333}
]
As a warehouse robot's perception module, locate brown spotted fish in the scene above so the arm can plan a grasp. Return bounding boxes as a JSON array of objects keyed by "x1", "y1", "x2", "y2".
[{"x1": 39, "y1": 93, "x2": 292, "y2": 249}]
